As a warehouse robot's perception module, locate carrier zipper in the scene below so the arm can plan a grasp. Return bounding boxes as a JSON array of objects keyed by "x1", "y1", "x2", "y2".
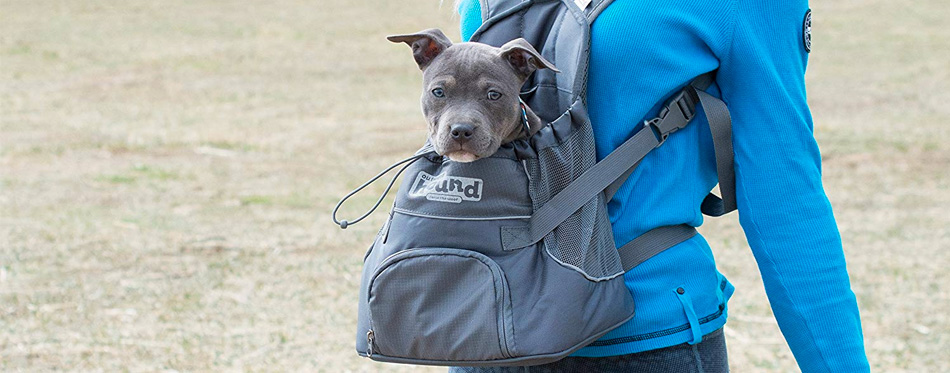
[
  {"x1": 499, "y1": 279, "x2": 513, "y2": 358},
  {"x1": 366, "y1": 330, "x2": 375, "y2": 357}
]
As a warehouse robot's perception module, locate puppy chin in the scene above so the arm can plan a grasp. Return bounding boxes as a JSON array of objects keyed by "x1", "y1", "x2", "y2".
[{"x1": 445, "y1": 151, "x2": 479, "y2": 163}]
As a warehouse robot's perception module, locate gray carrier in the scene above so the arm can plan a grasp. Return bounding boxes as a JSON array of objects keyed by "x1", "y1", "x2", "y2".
[{"x1": 333, "y1": 0, "x2": 736, "y2": 367}]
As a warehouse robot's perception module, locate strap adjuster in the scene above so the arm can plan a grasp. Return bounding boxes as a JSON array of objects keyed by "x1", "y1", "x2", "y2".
[{"x1": 644, "y1": 117, "x2": 667, "y2": 147}]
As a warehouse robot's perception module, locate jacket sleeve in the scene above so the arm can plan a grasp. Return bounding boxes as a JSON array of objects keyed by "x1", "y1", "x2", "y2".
[{"x1": 715, "y1": 1, "x2": 870, "y2": 371}]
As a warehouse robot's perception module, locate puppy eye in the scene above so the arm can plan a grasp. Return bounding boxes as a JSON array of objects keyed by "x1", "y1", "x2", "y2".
[
  {"x1": 487, "y1": 90, "x2": 502, "y2": 101},
  {"x1": 431, "y1": 88, "x2": 445, "y2": 98}
]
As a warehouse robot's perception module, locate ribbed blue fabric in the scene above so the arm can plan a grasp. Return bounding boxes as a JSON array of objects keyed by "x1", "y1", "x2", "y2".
[{"x1": 457, "y1": 0, "x2": 869, "y2": 371}]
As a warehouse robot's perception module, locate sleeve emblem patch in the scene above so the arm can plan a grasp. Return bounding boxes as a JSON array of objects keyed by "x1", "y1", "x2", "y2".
[{"x1": 803, "y1": 9, "x2": 812, "y2": 53}]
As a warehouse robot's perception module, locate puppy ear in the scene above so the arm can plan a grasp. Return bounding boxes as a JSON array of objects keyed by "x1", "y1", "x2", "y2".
[
  {"x1": 387, "y1": 29, "x2": 453, "y2": 70},
  {"x1": 499, "y1": 38, "x2": 559, "y2": 81}
]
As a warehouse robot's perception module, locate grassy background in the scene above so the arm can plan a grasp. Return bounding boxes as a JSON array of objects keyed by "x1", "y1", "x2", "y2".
[{"x1": 1, "y1": 0, "x2": 947, "y2": 371}]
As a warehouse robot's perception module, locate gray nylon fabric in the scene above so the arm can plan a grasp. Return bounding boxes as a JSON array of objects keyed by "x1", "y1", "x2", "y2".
[
  {"x1": 393, "y1": 154, "x2": 533, "y2": 220},
  {"x1": 351, "y1": 0, "x2": 737, "y2": 367},
  {"x1": 368, "y1": 248, "x2": 513, "y2": 360},
  {"x1": 357, "y1": 204, "x2": 636, "y2": 366}
]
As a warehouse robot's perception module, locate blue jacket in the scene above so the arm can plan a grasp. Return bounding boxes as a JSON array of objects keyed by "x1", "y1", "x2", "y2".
[{"x1": 458, "y1": 0, "x2": 869, "y2": 371}]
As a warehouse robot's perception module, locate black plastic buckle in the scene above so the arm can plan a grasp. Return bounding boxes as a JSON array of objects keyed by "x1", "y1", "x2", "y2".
[
  {"x1": 671, "y1": 90, "x2": 697, "y2": 121},
  {"x1": 644, "y1": 89, "x2": 697, "y2": 147}
]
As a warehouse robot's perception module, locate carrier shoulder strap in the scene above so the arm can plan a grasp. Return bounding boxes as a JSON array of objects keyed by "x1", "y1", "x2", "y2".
[
  {"x1": 604, "y1": 75, "x2": 736, "y2": 217},
  {"x1": 500, "y1": 72, "x2": 737, "y2": 256}
]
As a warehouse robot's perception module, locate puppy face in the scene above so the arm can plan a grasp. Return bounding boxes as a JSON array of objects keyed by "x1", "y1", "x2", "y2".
[{"x1": 388, "y1": 29, "x2": 557, "y2": 162}]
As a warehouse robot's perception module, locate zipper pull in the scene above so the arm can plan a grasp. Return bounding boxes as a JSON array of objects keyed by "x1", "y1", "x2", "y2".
[{"x1": 366, "y1": 330, "x2": 375, "y2": 357}]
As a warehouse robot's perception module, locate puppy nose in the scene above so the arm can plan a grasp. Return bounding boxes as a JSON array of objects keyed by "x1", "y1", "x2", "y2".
[{"x1": 450, "y1": 123, "x2": 475, "y2": 143}]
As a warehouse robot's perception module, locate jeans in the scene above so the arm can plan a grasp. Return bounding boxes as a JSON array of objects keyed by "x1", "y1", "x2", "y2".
[{"x1": 449, "y1": 328, "x2": 728, "y2": 373}]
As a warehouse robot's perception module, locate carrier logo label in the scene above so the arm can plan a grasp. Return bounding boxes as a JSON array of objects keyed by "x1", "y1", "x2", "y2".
[{"x1": 409, "y1": 171, "x2": 483, "y2": 203}]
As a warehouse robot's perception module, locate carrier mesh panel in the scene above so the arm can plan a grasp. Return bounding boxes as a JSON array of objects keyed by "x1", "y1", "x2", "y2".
[{"x1": 526, "y1": 128, "x2": 624, "y2": 279}]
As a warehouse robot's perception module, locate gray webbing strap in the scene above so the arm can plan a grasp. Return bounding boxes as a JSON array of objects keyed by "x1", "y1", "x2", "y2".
[
  {"x1": 603, "y1": 160, "x2": 639, "y2": 201},
  {"x1": 618, "y1": 224, "x2": 698, "y2": 271},
  {"x1": 689, "y1": 71, "x2": 715, "y2": 91},
  {"x1": 694, "y1": 89, "x2": 736, "y2": 216}
]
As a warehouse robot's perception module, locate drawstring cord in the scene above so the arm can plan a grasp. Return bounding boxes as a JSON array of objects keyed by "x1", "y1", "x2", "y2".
[
  {"x1": 519, "y1": 98, "x2": 531, "y2": 137},
  {"x1": 331, "y1": 154, "x2": 424, "y2": 229},
  {"x1": 331, "y1": 108, "x2": 523, "y2": 230}
]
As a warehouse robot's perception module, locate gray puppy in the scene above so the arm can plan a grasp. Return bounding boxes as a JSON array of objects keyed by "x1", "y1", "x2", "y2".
[{"x1": 388, "y1": 29, "x2": 558, "y2": 162}]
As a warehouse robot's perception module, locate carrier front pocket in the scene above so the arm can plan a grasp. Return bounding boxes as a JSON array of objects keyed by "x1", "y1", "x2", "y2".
[{"x1": 367, "y1": 248, "x2": 514, "y2": 362}]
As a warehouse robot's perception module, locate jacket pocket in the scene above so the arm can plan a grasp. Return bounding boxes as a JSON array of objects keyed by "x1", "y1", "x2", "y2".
[{"x1": 367, "y1": 248, "x2": 515, "y2": 361}]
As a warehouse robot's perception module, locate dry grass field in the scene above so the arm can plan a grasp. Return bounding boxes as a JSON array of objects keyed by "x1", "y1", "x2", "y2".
[{"x1": 1, "y1": 0, "x2": 948, "y2": 371}]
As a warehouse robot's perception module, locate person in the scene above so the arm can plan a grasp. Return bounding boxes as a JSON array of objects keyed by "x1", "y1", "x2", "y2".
[{"x1": 450, "y1": 0, "x2": 870, "y2": 372}]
